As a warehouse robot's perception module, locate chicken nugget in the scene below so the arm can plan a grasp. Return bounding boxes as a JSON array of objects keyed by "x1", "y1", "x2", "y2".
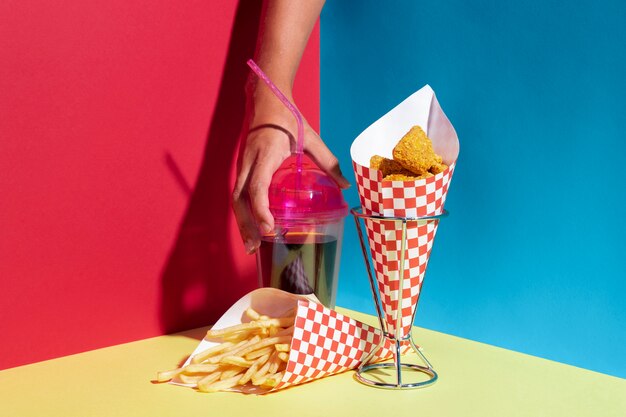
[
  {"x1": 369, "y1": 155, "x2": 385, "y2": 170},
  {"x1": 370, "y1": 155, "x2": 413, "y2": 177},
  {"x1": 383, "y1": 172, "x2": 434, "y2": 181},
  {"x1": 392, "y1": 126, "x2": 439, "y2": 175},
  {"x1": 383, "y1": 174, "x2": 419, "y2": 181},
  {"x1": 429, "y1": 162, "x2": 448, "y2": 175}
]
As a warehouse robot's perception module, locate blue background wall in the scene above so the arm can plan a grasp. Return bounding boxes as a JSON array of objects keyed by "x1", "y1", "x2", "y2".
[{"x1": 321, "y1": 0, "x2": 626, "y2": 378}]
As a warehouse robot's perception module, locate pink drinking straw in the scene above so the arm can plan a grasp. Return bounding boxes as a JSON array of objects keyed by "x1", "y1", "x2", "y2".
[{"x1": 247, "y1": 59, "x2": 304, "y2": 172}]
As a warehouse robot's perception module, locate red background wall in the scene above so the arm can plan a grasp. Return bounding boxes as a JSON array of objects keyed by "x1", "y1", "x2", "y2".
[{"x1": 0, "y1": 0, "x2": 320, "y2": 370}]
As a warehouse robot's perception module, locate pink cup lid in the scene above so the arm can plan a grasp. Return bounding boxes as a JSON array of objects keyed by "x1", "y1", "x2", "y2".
[{"x1": 269, "y1": 155, "x2": 348, "y2": 225}]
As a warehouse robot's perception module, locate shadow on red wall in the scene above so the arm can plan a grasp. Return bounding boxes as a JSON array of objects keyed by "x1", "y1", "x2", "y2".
[{"x1": 159, "y1": 1, "x2": 261, "y2": 333}]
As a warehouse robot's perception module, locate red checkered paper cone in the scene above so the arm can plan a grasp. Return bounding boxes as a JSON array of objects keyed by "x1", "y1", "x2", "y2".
[
  {"x1": 275, "y1": 297, "x2": 410, "y2": 391},
  {"x1": 175, "y1": 288, "x2": 408, "y2": 394},
  {"x1": 351, "y1": 85, "x2": 460, "y2": 337}
]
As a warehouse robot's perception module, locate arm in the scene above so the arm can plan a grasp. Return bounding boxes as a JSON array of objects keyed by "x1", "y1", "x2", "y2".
[
  {"x1": 233, "y1": 0, "x2": 349, "y2": 254},
  {"x1": 253, "y1": 0, "x2": 325, "y2": 103}
]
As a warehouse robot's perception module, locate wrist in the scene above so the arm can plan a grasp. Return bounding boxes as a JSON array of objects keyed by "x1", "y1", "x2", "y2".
[
  {"x1": 247, "y1": 82, "x2": 297, "y2": 128},
  {"x1": 249, "y1": 79, "x2": 294, "y2": 105}
]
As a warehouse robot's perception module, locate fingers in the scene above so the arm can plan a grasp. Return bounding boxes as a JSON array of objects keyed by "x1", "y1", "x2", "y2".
[
  {"x1": 232, "y1": 129, "x2": 291, "y2": 254},
  {"x1": 248, "y1": 157, "x2": 283, "y2": 235},
  {"x1": 232, "y1": 153, "x2": 261, "y2": 255},
  {"x1": 305, "y1": 132, "x2": 351, "y2": 189}
]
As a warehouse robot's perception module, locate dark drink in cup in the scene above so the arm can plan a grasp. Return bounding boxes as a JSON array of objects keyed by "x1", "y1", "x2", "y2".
[{"x1": 258, "y1": 232, "x2": 339, "y2": 307}]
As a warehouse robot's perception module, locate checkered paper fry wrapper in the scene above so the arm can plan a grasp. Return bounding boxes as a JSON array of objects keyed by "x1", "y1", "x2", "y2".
[
  {"x1": 174, "y1": 288, "x2": 408, "y2": 394},
  {"x1": 351, "y1": 85, "x2": 460, "y2": 338}
]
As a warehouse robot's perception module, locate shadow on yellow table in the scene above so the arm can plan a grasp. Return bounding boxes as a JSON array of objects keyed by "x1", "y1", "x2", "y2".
[{"x1": 1, "y1": 308, "x2": 624, "y2": 417}]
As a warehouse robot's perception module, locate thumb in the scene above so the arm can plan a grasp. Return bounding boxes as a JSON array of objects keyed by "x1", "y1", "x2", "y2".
[{"x1": 305, "y1": 133, "x2": 351, "y2": 189}]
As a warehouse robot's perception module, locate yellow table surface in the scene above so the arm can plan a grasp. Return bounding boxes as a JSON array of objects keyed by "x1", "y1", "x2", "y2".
[{"x1": 1, "y1": 308, "x2": 624, "y2": 417}]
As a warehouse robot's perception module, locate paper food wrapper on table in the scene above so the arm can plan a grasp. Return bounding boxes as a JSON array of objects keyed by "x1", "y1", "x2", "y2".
[
  {"x1": 172, "y1": 288, "x2": 408, "y2": 394},
  {"x1": 351, "y1": 85, "x2": 460, "y2": 338}
]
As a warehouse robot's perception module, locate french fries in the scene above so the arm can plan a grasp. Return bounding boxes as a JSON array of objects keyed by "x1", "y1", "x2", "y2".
[{"x1": 157, "y1": 307, "x2": 295, "y2": 393}]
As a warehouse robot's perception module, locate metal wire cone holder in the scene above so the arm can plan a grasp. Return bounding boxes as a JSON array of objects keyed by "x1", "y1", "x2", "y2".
[{"x1": 351, "y1": 207, "x2": 448, "y2": 389}]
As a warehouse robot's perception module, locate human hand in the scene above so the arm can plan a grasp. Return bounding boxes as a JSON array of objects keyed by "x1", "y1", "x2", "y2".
[{"x1": 232, "y1": 97, "x2": 350, "y2": 255}]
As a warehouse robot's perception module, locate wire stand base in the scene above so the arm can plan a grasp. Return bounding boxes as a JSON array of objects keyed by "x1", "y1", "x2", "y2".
[{"x1": 355, "y1": 334, "x2": 437, "y2": 389}]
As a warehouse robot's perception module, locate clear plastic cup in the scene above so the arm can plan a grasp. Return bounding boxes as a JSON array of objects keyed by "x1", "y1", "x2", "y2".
[{"x1": 256, "y1": 155, "x2": 347, "y2": 308}]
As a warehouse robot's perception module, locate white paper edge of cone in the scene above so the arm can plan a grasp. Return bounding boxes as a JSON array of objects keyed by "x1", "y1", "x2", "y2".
[{"x1": 350, "y1": 84, "x2": 459, "y2": 168}]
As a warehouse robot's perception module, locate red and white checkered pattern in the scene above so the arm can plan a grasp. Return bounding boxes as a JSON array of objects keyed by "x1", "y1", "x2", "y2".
[
  {"x1": 274, "y1": 300, "x2": 410, "y2": 391},
  {"x1": 353, "y1": 162, "x2": 455, "y2": 337},
  {"x1": 353, "y1": 161, "x2": 455, "y2": 218},
  {"x1": 365, "y1": 219, "x2": 439, "y2": 336}
]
